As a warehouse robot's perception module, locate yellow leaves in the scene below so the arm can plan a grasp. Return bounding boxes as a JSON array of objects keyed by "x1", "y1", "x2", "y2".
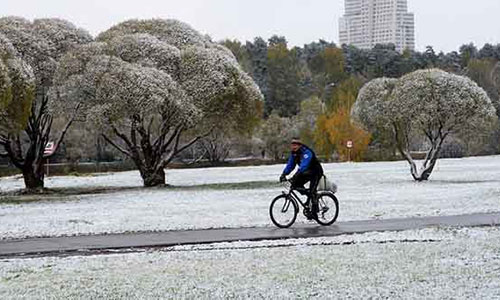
[
  {"x1": 322, "y1": 47, "x2": 345, "y2": 78},
  {"x1": 314, "y1": 107, "x2": 371, "y2": 161},
  {"x1": 267, "y1": 42, "x2": 289, "y2": 61},
  {"x1": 313, "y1": 113, "x2": 334, "y2": 158},
  {"x1": 313, "y1": 76, "x2": 370, "y2": 161}
]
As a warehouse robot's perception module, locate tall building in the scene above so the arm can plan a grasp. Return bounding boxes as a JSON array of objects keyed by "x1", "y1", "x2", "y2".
[{"x1": 339, "y1": 0, "x2": 415, "y2": 52}]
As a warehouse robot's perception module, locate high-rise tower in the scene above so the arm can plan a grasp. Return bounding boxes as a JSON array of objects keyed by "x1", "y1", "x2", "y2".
[{"x1": 339, "y1": 0, "x2": 415, "y2": 52}]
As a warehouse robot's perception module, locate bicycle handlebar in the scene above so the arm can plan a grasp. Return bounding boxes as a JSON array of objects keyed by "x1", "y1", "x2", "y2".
[{"x1": 280, "y1": 179, "x2": 292, "y2": 190}]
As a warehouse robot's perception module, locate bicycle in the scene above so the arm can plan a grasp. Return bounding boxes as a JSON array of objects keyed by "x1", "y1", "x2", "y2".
[{"x1": 269, "y1": 180, "x2": 339, "y2": 228}]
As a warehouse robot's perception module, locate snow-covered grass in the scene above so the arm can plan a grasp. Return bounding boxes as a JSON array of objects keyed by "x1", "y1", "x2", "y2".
[
  {"x1": 1, "y1": 156, "x2": 499, "y2": 239},
  {"x1": 1, "y1": 227, "x2": 499, "y2": 299}
]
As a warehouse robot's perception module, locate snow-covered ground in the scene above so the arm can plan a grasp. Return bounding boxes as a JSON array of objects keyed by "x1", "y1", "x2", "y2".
[
  {"x1": 1, "y1": 227, "x2": 499, "y2": 299},
  {"x1": 0, "y1": 156, "x2": 499, "y2": 239}
]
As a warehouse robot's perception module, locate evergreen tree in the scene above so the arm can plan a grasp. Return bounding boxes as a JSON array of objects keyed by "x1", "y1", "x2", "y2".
[
  {"x1": 221, "y1": 39, "x2": 252, "y2": 73},
  {"x1": 245, "y1": 37, "x2": 269, "y2": 101},
  {"x1": 423, "y1": 46, "x2": 438, "y2": 67},
  {"x1": 478, "y1": 43, "x2": 496, "y2": 59},
  {"x1": 266, "y1": 36, "x2": 301, "y2": 117},
  {"x1": 459, "y1": 43, "x2": 478, "y2": 67},
  {"x1": 366, "y1": 44, "x2": 402, "y2": 79}
]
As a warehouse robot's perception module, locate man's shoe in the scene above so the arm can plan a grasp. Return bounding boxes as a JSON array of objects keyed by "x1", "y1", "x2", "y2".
[
  {"x1": 310, "y1": 202, "x2": 319, "y2": 220},
  {"x1": 303, "y1": 208, "x2": 313, "y2": 220}
]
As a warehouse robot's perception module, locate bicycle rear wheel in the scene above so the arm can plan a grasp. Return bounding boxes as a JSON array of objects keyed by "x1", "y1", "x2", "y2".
[
  {"x1": 269, "y1": 194, "x2": 298, "y2": 228},
  {"x1": 315, "y1": 192, "x2": 339, "y2": 226}
]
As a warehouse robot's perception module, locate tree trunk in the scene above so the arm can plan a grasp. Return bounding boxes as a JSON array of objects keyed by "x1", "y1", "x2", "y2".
[
  {"x1": 1, "y1": 91, "x2": 77, "y2": 192},
  {"x1": 140, "y1": 168, "x2": 166, "y2": 187},
  {"x1": 401, "y1": 152, "x2": 436, "y2": 182},
  {"x1": 417, "y1": 153, "x2": 440, "y2": 181},
  {"x1": 102, "y1": 121, "x2": 204, "y2": 188},
  {"x1": 22, "y1": 164, "x2": 45, "y2": 191},
  {"x1": 399, "y1": 142, "x2": 443, "y2": 182},
  {"x1": 392, "y1": 121, "x2": 448, "y2": 182}
]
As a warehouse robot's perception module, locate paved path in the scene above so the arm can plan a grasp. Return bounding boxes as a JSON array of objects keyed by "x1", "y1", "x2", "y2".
[{"x1": 1, "y1": 212, "x2": 499, "y2": 258}]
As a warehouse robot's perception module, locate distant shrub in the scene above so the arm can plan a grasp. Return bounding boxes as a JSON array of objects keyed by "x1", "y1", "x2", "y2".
[{"x1": 440, "y1": 139, "x2": 466, "y2": 158}]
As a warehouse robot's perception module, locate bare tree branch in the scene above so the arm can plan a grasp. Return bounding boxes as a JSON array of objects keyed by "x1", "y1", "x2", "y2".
[
  {"x1": 130, "y1": 119, "x2": 138, "y2": 149},
  {"x1": 111, "y1": 123, "x2": 133, "y2": 149},
  {"x1": 180, "y1": 149, "x2": 207, "y2": 165},
  {"x1": 2, "y1": 140, "x2": 24, "y2": 169},
  {"x1": 14, "y1": 135, "x2": 23, "y2": 161},
  {"x1": 147, "y1": 116, "x2": 155, "y2": 140},
  {"x1": 101, "y1": 134, "x2": 131, "y2": 157},
  {"x1": 157, "y1": 126, "x2": 215, "y2": 171},
  {"x1": 392, "y1": 122, "x2": 418, "y2": 180},
  {"x1": 158, "y1": 124, "x2": 183, "y2": 155}
]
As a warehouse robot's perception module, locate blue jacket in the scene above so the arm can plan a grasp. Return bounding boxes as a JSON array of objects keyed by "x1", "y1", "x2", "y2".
[{"x1": 282, "y1": 145, "x2": 322, "y2": 175}]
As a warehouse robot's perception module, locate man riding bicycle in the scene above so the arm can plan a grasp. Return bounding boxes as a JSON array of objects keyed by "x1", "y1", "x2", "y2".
[{"x1": 280, "y1": 138, "x2": 324, "y2": 220}]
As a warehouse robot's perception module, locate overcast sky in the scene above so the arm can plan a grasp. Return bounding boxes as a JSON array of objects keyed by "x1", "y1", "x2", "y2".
[{"x1": 2, "y1": 0, "x2": 499, "y2": 53}]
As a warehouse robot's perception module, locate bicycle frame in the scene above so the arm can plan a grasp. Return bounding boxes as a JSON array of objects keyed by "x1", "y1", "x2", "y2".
[
  {"x1": 281, "y1": 181, "x2": 309, "y2": 210},
  {"x1": 271, "y1": 180, "x2": 339, "y2": 227}
]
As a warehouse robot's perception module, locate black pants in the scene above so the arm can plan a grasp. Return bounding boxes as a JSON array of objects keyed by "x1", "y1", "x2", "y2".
[{"x1": 291, "y1": 170, "x2": 323, "y2": 209}]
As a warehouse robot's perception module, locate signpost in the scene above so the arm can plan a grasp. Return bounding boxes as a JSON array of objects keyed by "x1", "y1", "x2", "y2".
[
  {"x1": 44, "y1": 142, "x2": 55, "y2": 176},
  {"x1": 346, "y1": 140, "x2": 353, "y2": 162}
]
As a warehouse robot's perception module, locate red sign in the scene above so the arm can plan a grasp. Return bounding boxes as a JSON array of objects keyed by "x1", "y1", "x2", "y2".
[
  {"x1": 44, "y1": 142, "x2": 55, "y2": 155},
  {"x1": 346, "y1": 140, "x2": 353, "y2": 148}
]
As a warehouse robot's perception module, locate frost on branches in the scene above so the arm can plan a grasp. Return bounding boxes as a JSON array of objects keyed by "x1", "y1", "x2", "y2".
[
  {"x1": 0, "y1": 17, "x2": 92, "y2": 190},
  {"x1": 53, "y1": 19, "x2": 263, "y2": 187},
  {"x1": 0, "y1": 17, "x2": 92, "y2": 88},
  {"x1": 353, "y1": 69, "x2": 497, "y2": 181}
]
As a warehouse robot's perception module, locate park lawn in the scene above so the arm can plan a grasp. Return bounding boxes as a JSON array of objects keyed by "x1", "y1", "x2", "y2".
[
  {"x1": 0, "y1": 155, "x2": 499, "y2": 239},
  {"x1": 1, "y1": 227, "x2": 499, "y2": 299}
]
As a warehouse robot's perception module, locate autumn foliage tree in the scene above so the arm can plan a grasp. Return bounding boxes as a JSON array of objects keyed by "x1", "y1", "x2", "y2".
[
  {"x1": 315, "y1": 108, "x2": 370, "y2": 161},
  {"x1": 313, "y1": 76, "x2": 370, "y2": 161}
]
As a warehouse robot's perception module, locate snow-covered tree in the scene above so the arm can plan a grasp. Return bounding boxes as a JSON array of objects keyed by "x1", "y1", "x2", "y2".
[
  {"x1": 53, "y1": 19, "x2": 263, "y2": 186},
  {"x1": 0, "y1": 17, "x2": 92, "y2": 190},
  {"x1": 353, "y1": 69, "x2": 497, "y2": 181}
]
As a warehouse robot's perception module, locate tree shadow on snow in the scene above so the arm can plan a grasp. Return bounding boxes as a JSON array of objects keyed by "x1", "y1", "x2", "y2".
[{"x1": 0, "y1": 181, "x2": 279, "y2": 204}]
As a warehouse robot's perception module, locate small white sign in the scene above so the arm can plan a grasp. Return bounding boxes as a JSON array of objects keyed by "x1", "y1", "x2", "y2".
[
  {"x1": 44, "y1": 142, "x2": 55, "y2": 155},
  {"x1": 346, "y1": 140, "x2": 353, "y2": 148}
]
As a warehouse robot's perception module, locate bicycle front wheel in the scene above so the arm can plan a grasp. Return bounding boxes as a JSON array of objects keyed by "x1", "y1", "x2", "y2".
[
  {"x1": 269, "y1": 194, "x2": 298, "y2": 228},
  {"x1": 315, "y1": 192, "x2": 339, "y2": 226}
]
